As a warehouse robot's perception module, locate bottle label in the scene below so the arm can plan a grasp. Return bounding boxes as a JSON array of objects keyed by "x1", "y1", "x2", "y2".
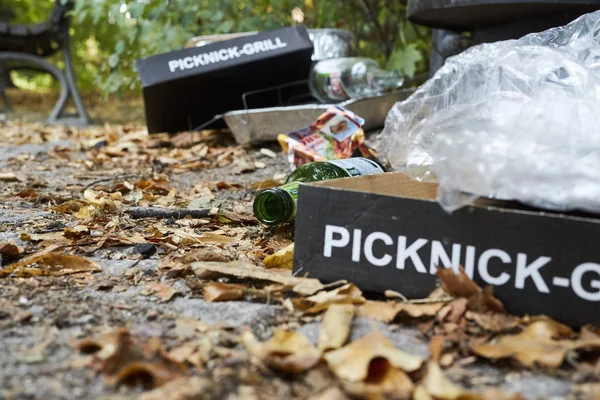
[
  {"x1": 328, "y1": 158, "x2": 384, "y2": 177},
  {"x1": 280, "y1": 181, "x2": 300, "y2": 199},
  {"x1": 325, "y1": 71, "x2": 350, "y2": 102}
]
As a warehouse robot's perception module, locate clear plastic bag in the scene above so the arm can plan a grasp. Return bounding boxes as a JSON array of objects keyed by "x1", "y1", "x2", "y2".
[{"x1": 381, "y1": 11, "x2": 600, "y2": 213}]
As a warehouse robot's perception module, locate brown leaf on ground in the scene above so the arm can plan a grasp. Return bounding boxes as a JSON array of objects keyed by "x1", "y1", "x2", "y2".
[
  {"x1": 75, "y1": 328, "x2": 188, "y2": 388},
  {"x1": 572, "y1": 383, "x2": 600, "y2": 400},
  {"x1": 17, "y1": 187, "x2": 39, "y2": 199},
  {"x1": 295, "y1": 283, "x2": 366, "y2": 314},
  {"x1": 204, "y1": 282, "x2": 245, "y2": 302},
  {"x1": 20, "y1": 231, "x2": 69, "y2": 244},
  {"x1": 1, "y1": 251, "x2": 102, "y2": 278},
  {"x1": 192, "y1": 261, "x2": 324, "y2": 295},
  {"x1": 168, "y1": 337, "x2": 213, "y2": 367},
  {"x1": 135, "y1": 178, "x2": 172, "y2": 195},
  {"x1": 465, "y1": 311, "x2": 521, "y2": 333},
  {"x1": 358, "y1": 300, "x2": 446, "y2": 323},
  {"x1": 437, "y1": 268, "x2": 504, "y2": 313},
  {"x1": 242, "y1": 329, "x2": 321, "y2": 374},
  {"x1": 0, "y1": 243, "x2": 23, "y2": 263},
  {"x1": 54, "y1": 199, "x2": 88, "y2": 214},
  {"x1": 63, "y1": 225, "x2": 91, "y2": 240},
  {"x1": 437, "y1": 298, "x2": 469, "y2": 324},
  {"x1": 418, "y1": 361, "x2": 478, "y2": 400},
  {"x1": 0, "y1": 172, "x2": 20, "y2": 182},
  {"x1": 263, "y1": 243, "x2": 294, "y2": 270},
  {"x1": 142, "y1": 282, "x2": 181, "y2": 302},
  {"x1": 325, "y1": 331, "x2": 425, "y2": 399},
  {"x1": 471, "y1": 320, "x2": 600, "y2": 368},
  {"x1": 318, "y1": 304, "x2": 355, "y2": 352},
  {"x1": 325, "y1": 331, "x2": 425, "y2": 380},
  {"x1": 437, "y1": 268, "x2": 480, "y2": 298},
  {"x1": 138, "y1": 376, "x2": 212, "y2": 400}
]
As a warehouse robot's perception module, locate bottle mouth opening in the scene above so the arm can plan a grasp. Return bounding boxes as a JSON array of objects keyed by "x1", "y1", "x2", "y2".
[{"x1": 253, "y1": 189, "x2": 292, "y2": 225}]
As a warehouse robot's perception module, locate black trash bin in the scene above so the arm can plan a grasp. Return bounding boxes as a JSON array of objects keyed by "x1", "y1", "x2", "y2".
[{"x1": 407, "y1": 0, "x2": 600, "y2": 73}]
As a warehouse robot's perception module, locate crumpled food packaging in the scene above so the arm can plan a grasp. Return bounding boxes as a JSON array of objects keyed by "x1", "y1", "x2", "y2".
[{"x1": 278, "y1": 106, "x2": 377, "y2": 170}]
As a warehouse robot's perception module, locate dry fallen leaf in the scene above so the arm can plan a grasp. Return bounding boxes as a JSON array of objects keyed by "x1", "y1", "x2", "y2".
[
  {"x1": 142, "y1": 282, "x2": 180, "y2": 302},
  {"x1": 0, "y1": 172, "x2": 20, "y2": 182},
  {"x1": 54, "y1": 199, "x2": 87, "y2": 214},
  {"x1": 318, "y1": 304, "x2": 355, "y2": 352},
  {"x1": 471, "y1": 320, "x2": 600, "y2": 368},
  {"x1": 1, "y1": 251, "x2": 102, "y2": 278},
  {"x1": 325, "y1": 331, "x2": 425, "y2": 380},
  {"x1": 168, "y1": 337, "x2": 213, "y2": 367},
  {"x1": 192, "y1": 261, "x2": 324, "y2": 295},
  {"x1": 242, "y1": 329, "x2": 321, "y2": 374},
  {"x1": 419, "y1": 361, "x2": 476, "y2": 400},
  {"x1": 138, "y1": 376, "x2": 211, "y2": 400},
  {"x1": 325, "y1": 331, "x2": 425, "y2": 399},
  {"x1": 465, "y1": 311, "x2": 521, "y2": 333},
  {"x1": 64, "y1": 225, "x2": 91, "y2": 240},
  {"x1": 75, "y1": 328, "x2": 188, "y2": 388},
  {"x1": 295, "y1": 283, "x2": 366, "y2": 314},
  {"x1": 0, "y1": 242, "x2": 23, "y2": 264},
  {"x1": 358, "y1": 300, "x2": 446, "y2": 323},
  {"x1": 263, "y1": 243, "x2": 294, "y2": 270},
  {"x1": 204, "y1": 282, "x2": 245, "y2": 302},
  {"x1": 17, "y1": 187, "x2": 39, "y2": 199},
  {"x1": 437, "y1": 267, "x2": 504, "y2": 313}
]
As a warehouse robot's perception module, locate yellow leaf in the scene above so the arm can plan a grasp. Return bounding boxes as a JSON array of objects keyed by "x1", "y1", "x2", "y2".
[
  {"x1": 263, "y1": 243, "x2": 294, "y2": 270},
  {"x1": 324, "y1": 331, "x2": 425, "y2": 382},
  {"x1": 242, "y1": 329, "x2": 321, "y2": 374},
  {"x1": 318, "y1": 304, "x2": 354, "y2": 352}
]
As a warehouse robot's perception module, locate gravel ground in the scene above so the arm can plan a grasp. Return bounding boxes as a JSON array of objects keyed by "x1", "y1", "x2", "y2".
[{"x1": 0, "y1": 138, "x2": 576, "y2": 400}]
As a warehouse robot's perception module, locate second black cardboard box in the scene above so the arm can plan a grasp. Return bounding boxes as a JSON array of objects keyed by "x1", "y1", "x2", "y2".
[
  {"x1": 136, "y1": 26, "x2": 314, "y2": 134},
  {"x1": 293, "y1": 172, "x2": 600, "y2": 327}
]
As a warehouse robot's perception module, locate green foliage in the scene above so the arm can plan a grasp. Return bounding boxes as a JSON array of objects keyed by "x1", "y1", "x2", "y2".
[{"x1": 8, "y1": 0, "x2": 430, "y2": 95}]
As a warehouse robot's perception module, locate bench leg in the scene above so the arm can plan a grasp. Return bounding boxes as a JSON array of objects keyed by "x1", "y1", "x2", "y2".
[
  {"x1": 0, "y1": 52, "x2": 69, "y2": 120},
  {"x1": 49, "y1": 32, "x2": 89, "y2": 126},
  {"x1": 0, "y1": 63, "x2": 11, "y2": 112}
]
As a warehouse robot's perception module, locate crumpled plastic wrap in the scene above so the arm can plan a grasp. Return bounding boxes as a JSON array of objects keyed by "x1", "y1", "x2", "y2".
[{"x1": 381, "y1": 11, "x2": 600, "y2": 213}]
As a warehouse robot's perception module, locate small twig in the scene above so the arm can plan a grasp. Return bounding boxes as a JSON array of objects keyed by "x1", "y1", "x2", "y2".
[
  {"x1": 125, "y1": 207, "x2": 213, "y2": 220},
  {"x1": 83, "y1": 174, "x2": 141, "y2": 190}
]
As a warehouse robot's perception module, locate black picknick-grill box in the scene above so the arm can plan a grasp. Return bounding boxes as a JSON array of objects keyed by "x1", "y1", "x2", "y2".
[
  {"x1": 136, "y1": 26, "x2": 314, "y2": 134},
  {"x1": 293, "y1": 172, "x2": 600, "y2": 327}
]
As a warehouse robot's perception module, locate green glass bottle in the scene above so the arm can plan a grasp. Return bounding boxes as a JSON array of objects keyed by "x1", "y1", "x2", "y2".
[{"x1": 253, "y1": 158, "x2": 385, "y2": 225}]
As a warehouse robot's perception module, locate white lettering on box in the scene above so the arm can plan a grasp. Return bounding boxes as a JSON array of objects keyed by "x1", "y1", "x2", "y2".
[
  {"x1": 242, "y1": 43, "x2": 255, "y2": 55},
  {"x1": 396, "y1": 236, "x2": 428, "y2": 273},
  {"x1": 430, "y1": 241, "x2": 461, "y2": 274},
  {"x1": 515, "y1": 254, "x2": 550, "y2": 293},
  {"x1": 166, "y1": 37, "x2": 288, "y2": 73},
  {"x1": 464, "y1": 245, "x2": 476, "y2": 279},
  {"x1": 352, "y1": 229, "x2": 362, "y2": 262},
  {"x1": 193, "y1": 54, "x2": 204, "y2": 67},
  {"x1": 364, "y1": 232, "x2": 393, "y2": 267},
  {"x1": 323, "y1": 225, "x2": 350, "y2": 258},
  {"x1": 168, "y1": 60, "x2": 179, "y2": 72},
  {"x1": 276, "y1": 37, "x2": 287, "y2": 48},
  {"x1": 572, "y1": 263, "x2": 600, "y2": 301},
  {"x1": 183, "y1": 57, "x2": 194, "y2": 69},
  {"x1": 254, "y1": 41, "x2": 267, "y2": 53},
  {"x1": 218, "y1": 49, "x2": 229, "y2": 61},
  {"x1": 478, "y1": 249, "x2": 511, "y2": 286}
]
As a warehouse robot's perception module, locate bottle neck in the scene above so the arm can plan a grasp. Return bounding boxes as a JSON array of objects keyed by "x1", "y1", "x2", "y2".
[
  {"x1": 253, "y1": 187, "x2": 296, "y2": 225},
  {"x1": 369, "y1": 68, "x2": 404, "y2": 90}
]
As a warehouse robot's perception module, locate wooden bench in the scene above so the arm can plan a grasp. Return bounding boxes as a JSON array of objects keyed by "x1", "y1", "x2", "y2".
[
  {"x1": 407, "y1": 0, "x2": 600, "y2": 73},
  {"x1": 0, "y1": 0, "x2": 89, "y2": 125}
]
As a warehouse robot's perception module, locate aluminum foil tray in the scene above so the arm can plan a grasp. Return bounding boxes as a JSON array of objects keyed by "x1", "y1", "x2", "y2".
[{"x1": 224, "y1": 90, "x2": 414, "y2": 144}]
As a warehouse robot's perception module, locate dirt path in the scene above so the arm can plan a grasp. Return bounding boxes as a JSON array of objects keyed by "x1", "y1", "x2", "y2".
[{"x1": 0, "y1": 123, "x2": 578, "y2": 399}]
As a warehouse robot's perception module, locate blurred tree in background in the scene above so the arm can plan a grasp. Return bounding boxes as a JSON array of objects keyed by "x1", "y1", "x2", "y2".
[{"x1": 7, "y1": 0, "x2": 430, "y2": 96}]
